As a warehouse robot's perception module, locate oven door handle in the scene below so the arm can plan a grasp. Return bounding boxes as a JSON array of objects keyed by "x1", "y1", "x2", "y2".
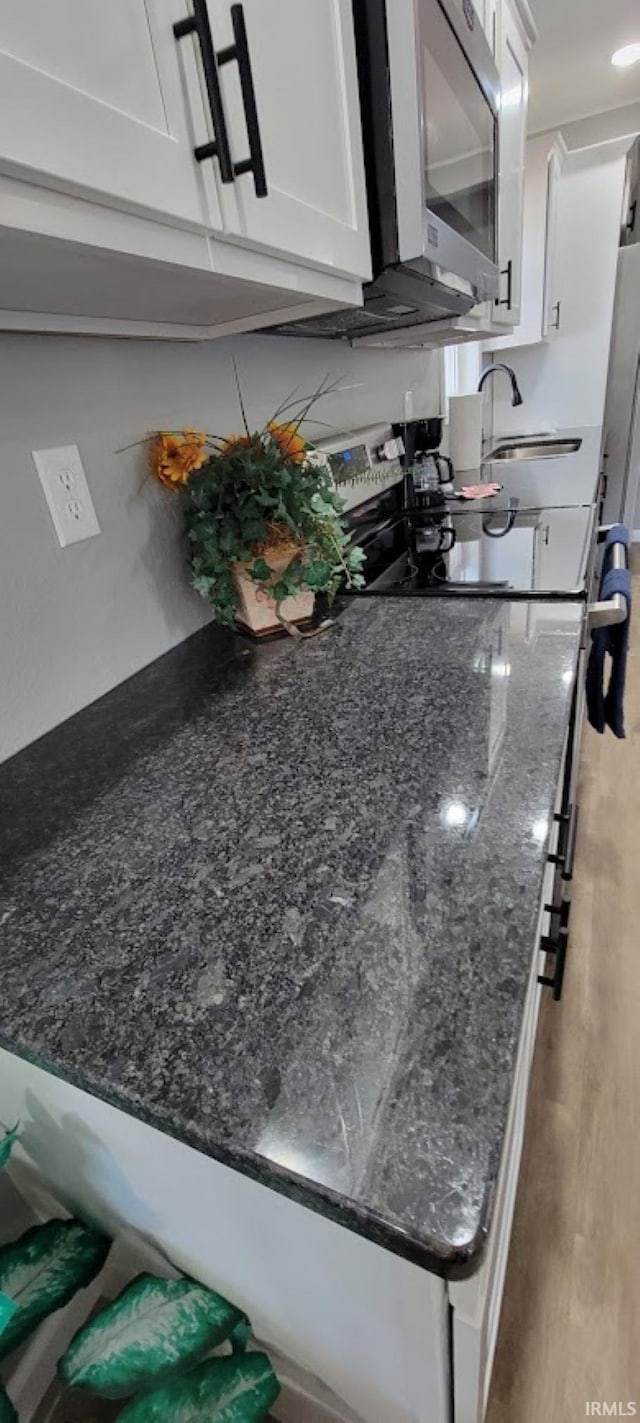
[{"x1": 588, "y1": 531, "x2": 629, "y2": 628}]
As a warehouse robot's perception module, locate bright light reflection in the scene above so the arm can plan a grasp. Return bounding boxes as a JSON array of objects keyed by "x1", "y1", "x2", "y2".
[
  {"x1": 442, "y1": 799, "x2": 469, "y2": 829},
  {"x1": 611, "y1": 42, "x2": 640, "y2": 68},
  {"x1": 492, "y1": 659, "x2": 512, "y2": 679},
  {"x1": 501, "y1": 85, "x2": 522, "y2": 108},
  {"x1": 562, "y1": 669, "x2": 574, "y2": 685},
  {"x1": 532, "y1": 818, "x2": 549, "y2": 845}
]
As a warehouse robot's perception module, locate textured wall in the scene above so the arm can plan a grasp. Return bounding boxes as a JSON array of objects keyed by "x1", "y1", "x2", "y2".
[{"x1": 0, "y1": 331, "x2": 441, "y2": 761}]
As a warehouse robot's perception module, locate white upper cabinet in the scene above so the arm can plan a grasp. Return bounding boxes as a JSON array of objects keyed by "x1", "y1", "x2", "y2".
[
  {"x1": 0, "y1": 0, "x2": 218, "y2": 229},
  {"x1": 0, "y1": 0, "x2": 371, "y2": 337},
  {"x1": 200, "y1": 0, "x2": 371, "y2": 279},
  {"x1": 492, "y1": 0, "x2": 530, "y2": 327},
  {"x1": 490, "y1": 130, "x2": 566, "y2": 351},
  {"x1": 542, "y1": 141, "x2": 564, "y2": 339}
]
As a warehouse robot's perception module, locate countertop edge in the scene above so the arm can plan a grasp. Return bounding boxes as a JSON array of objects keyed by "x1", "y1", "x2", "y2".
[{"x1": 0, "y1": 1032, "x2": 488, "y2": 1281}]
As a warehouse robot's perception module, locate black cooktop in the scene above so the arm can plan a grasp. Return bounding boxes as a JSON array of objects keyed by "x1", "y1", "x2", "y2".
[{"x1": 347, "y1": 496, "x2": 596, "y2": 600}]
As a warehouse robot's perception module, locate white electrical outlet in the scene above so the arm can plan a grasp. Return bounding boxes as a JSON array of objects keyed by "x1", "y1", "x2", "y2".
[{"x1": 32, "y1": 445, "x2": 101, "y2": 547}]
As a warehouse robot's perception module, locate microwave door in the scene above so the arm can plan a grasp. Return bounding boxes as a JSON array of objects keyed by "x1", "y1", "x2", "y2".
[{"x1": 387, "y1": 0, "x2": 500, "y2": 304}]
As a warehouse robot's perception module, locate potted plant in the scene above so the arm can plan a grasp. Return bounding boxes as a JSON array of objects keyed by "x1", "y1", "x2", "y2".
[{"x1": 148, "y1": 378, "x2": 366, "y2": 637}]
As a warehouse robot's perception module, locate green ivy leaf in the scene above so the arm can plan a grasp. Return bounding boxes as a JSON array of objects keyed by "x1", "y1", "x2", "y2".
[
  {"x1": 305, "y1": 560, "x2": 331, "y2": 590},
  {"x1": 248, "y1": 558, "x2": 274, "y2": 583}
]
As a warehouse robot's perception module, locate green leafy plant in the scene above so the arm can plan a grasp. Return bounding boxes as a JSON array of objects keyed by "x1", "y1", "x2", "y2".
[
  {"x1": 148, "y1": 374, "x2": 366, "y2": 632},
  {"x1": 116, "y1": 1352, "x2": 280, "y2": 1422},
  {"x1": 0, "y1": 1219, "x2": 110, "y2": 1360},
  {"x1": 59, "y1": 1273, "x2": 245, "y2": 1398}
]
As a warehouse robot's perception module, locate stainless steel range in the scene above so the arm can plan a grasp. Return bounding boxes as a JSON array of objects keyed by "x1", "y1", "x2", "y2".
[{"x1": 313, "y1": 423, "x2": 598, "y2": 601}]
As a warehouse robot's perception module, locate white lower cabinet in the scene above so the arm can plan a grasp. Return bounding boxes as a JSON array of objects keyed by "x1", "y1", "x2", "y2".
[
  {"x1": 0, "y1": 1049, "x2": 451, "y2": 1423},
  {"x1": 449, "y1": 925, "x2": 543, "y2": 1421},
  {"x1": 449, "y1": 726, "x2": 573, "y2": 1421}
]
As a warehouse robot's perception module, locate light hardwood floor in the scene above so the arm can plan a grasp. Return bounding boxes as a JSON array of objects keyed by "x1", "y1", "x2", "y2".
[{"x1": 486, "y1": 580, "x2": 640, "y2": 1422}]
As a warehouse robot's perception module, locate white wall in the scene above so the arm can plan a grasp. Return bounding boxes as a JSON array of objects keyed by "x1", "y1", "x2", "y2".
[
  {"x1": 489, "y1": 140, "x2": 627, "y2": 436},
  {"x1": 0, "y1": 333, "x2": 440, "y2": 762},
  {"x1": 536, "y1": 101, "x2": 640, "y2": 151}
]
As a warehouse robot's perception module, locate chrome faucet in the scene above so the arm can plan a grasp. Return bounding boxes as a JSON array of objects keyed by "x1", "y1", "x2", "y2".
[{"x1": 478, "y1": 363, "x2": 523, "y2": 407}]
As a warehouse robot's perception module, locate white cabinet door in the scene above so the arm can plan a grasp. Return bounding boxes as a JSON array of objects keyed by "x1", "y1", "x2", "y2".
[
  {"x1": 489, "y1": 132, "x2": 566, "y2": 353},
  {"x1": 492, "y1": 0, "x2": 528, "y2": 327},
  {"x1": 0, "y1": 0, "x2": 217, "y2": 229},
  {"x1": 542, "y1": 145, "x2": 563, "y2": 338},
  {"x1": 204, "y1": 0, "x2": 371, "y2": 279}
]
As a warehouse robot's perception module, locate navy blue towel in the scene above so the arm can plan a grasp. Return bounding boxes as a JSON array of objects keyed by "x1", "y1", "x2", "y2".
[{"x1": 586, "y1": 526, "x2": 632, "y2": 739}]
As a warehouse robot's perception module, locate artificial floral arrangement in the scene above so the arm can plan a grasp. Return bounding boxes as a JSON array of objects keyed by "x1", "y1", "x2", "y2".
[{"x1": 148, "y1": 373, "x2": 366, "y2": 637}]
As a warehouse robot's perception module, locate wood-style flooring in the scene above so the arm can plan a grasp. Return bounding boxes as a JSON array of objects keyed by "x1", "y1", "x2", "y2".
[{"x1": 486, "y1": 574, "x2": 640, "y2": 1421}]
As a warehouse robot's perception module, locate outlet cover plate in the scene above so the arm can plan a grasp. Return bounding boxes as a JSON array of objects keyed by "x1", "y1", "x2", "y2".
[{"x1": 32, "y1": 444, "x2": 101, "y2": 547}]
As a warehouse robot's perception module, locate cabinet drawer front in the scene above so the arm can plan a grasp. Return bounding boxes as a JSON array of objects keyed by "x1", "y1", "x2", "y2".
[{"x1": 0, "y1": 0, "x2": 212, "y2": 228}]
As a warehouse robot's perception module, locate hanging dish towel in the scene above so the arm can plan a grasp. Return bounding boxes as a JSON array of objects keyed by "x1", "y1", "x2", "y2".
[{"x1": 586, "y1": 526, "x2": 632, "y2": 739}]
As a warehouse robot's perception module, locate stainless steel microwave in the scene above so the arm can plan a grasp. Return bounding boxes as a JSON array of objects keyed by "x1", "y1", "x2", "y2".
[{"x1": 273, "y1": 0, "x2": 500, "y2": 343}]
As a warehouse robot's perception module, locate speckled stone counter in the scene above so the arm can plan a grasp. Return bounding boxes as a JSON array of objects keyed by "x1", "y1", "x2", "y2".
[{"x1": 0, "y1": 596, "x2": 583, "y2": 1276}]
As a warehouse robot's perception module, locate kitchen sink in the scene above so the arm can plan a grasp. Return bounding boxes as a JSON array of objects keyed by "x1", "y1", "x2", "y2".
[{"x1": 484, "y1": 436, "x2": 583, "y2": 462}]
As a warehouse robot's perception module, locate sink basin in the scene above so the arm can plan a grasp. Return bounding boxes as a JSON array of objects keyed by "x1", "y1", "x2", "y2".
[{"x1": 484, "y1": 437, "x2": 582, "y2": 462}]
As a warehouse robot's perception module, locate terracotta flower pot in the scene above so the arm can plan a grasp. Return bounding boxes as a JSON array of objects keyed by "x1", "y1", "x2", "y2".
[{"x1": 232, "y1": 548, "x2": 314, "y2": 636}]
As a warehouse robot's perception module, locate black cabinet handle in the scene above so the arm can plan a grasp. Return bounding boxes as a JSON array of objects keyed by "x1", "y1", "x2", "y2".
[
  {"x1": 544, "y1": 897, "x2": 571, "y2": 932},
  {"x1": 627, "y1": 199, "x2": 637, "y2": 234},
  {"x1": 538, "y1": 926, "x2": 568, "y2": 1001},
  {"x1": 494, "y1": 258, "x2": 513, "y2": 309},
  {"x1": 538, "y1": 897, "x2": 570, "y2": 1000},
  {"x1": 551, "y1": 300, "x2": 561, "y2": 330},
  {"x1": 218, "y1": 5, "x2": 268, "y2": 198},
  {"x1": 548, "y1": 802, "x2": 579, "y2": 881},
  {"x1": 174, "y1": 0, "x2": 234, "y2": 181}
]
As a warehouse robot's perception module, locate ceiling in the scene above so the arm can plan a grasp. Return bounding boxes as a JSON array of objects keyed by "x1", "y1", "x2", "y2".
[{"x1": 527, "y1": 0, "x2": 640, "y2": 133}]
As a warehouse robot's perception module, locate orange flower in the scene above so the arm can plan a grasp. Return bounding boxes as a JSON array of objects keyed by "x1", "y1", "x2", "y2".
[
  {"x1": 267, "y1": 421, "x2": 307, "y2": 465},
  {"x1": 150, "y1": 430, "x2": 208, "y2": 491}
]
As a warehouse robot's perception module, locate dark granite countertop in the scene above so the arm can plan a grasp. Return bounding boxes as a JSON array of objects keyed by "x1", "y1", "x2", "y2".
[{"x1": 0, "y1": 596, "x2": 582, "y2": 1276}]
